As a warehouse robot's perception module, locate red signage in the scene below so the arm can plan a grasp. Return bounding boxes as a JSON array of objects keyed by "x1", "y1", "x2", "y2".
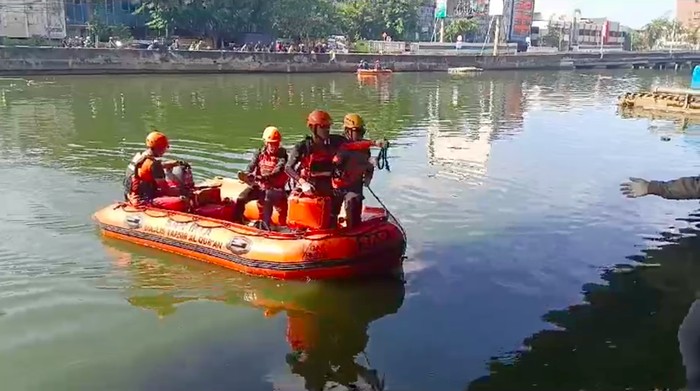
[{"x1": 509, "y1": 0, "x2": 534, "y2": 41}]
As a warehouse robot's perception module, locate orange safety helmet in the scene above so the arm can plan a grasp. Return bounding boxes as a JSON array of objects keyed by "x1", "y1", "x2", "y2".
[
  {"x1": 306, "y1": 110, "x2": 332, "y2": 128},
  {"x1": 262, "y1": 126, "x2": 282, "y2": 143},
  {"x1": 146, "y1": 131, "x2": 169, "y2": 150}
]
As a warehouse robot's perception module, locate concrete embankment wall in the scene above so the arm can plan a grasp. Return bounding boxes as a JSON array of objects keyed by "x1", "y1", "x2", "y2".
[{"x1": 0, "y1": 46, "x2": 577, "y2": 75}]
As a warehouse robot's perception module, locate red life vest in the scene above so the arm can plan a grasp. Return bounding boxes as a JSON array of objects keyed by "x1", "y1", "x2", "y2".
[
  {"x1": 331, "y1": 149, "x2": 371, "y2": 190},
  {"x1": 256, "y1": 148, "x2": 288, "y2": 189},
  {"x1": 123, "y1": 151, "x2": 157, "y2": 203}
]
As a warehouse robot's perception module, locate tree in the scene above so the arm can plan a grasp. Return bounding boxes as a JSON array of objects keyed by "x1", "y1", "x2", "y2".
[
  {"x1": 337, "y1": 0, "x2": 421, "y2": 41},
  {"x1": 639, "y1": 17, "x2": 672, "y2": 50},
  {"x1": 688, "y1": 26, "x2": 700, "y2": 48},
  {"x1": 540, "y1": 20, "x2": 564, "y2": 49},
  {"x1": 269, "y1": 0, "x2": 338, "y2": 41},
  {"x1": 629, "y1": 29, "x2": 644, "y2": 51},
  {"x1": 136, "y1": 0, "x2": 267, "y2": 46},
  {"x1": 444, "y1": 18, "x2": 478, "y2": 42}
]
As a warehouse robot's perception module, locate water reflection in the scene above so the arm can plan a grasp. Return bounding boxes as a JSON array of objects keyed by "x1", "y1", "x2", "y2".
[
  {"x1": 466, "y1": 211, "x2": 700, "y2": 391},
  {"x1": 618, "y1": 106, "x2": 700, "y2": 133},
  {"x1": 105, "y1": 241, "x2": 405, "y2": 391},
  {"x1": 426, "y1": 77, "x2": 524, "y2": 183}
]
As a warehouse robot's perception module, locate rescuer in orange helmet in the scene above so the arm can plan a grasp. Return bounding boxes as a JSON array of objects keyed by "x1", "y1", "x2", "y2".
[
  {"x1": 285, "y1": 110, "x2": 348, "y2": 198},
  {"x1": 233, "y1": 126, "x2": 289, "y2": 228},
  {"x1": 123, "y1": 130, "x2": 190, "y2": 211}
]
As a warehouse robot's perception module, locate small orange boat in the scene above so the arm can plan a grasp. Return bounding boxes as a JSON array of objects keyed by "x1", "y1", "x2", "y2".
[
  {"x1": 356, "y1": 68, "x2": 393, "y2": 77},
  {"x1": 93, "y1": 177, "x2": 406, "y2": 280}
]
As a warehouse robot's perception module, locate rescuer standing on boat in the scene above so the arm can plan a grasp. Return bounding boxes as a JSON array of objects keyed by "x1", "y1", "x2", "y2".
[
  {"x1": 123, "y1": 131, "x2": 190, "y2": 211},
  {"x1": 286, "y1": 110, "x2": 347, "y2": 198},
  {"x1": 330, "y1": 113, "x2": 375, "y2": 229},
  {"x1": 233, "y1": 126, "x2": 289, "y2": 227},
  {"x1": 621, "y1": 173, "x2": 700, "y2": 390}
]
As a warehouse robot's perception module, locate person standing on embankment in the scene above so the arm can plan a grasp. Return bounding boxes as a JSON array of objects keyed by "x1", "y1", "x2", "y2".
[{"x1": 621, "y1": 175, "x2": 700, "y2": 390}]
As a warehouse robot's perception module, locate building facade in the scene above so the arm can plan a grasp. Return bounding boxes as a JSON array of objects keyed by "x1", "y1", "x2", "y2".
[
  {"x1": 64, "y1": 0, "x2": 146, "y2": 35},
  {"x1": 0, "y1": 0, "x2": 66, "y2": 39},
  {"x1": 678, "y1": 0, "x2": 700, "y2": 30},
  {"x1": 532, "y1": 14, "x2": 629, "y2": 50}
]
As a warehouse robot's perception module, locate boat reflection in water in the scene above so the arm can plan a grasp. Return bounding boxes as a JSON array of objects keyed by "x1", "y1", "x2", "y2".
[{"x1": 105, "y1": 240, "x2": 406, "y2": 391}]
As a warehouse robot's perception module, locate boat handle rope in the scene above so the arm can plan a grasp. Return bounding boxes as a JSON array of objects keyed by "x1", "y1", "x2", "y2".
[
  {"x1": 115, "y1": 202, "x2": 388, "y2": 241},
  {"x1": 376, "y1": 141, "x2": 390, "y2": 172},
  {"x1": 368, "y1": 139, "x2": 408, "y2": 252}
]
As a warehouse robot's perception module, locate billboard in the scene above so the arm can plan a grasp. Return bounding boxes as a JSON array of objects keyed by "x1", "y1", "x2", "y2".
[{"x1": 503, "y1": 0, "x2": 535, "y2": 42}]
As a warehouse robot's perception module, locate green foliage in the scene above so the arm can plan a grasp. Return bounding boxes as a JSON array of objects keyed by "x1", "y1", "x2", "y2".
[
  {"x1": 269, "y1": 0, "x2": 338, "y2": 40},
  {"x1": 110, "y1": 25, "x2": 133, "y2": 41},
  {"x1": 133, "y1": 0, "x2": 423, "y2": 43},
  {"x1": 630, "y1": 30, "x2": 644, "y2": 51},
  {"x1": 540, "y1": 21, "x2": 564, "y2": 49},
  {"x1": 443, "y1": 18, "x2": 478, "y2": 42},
  {"x1": 87, "y1": 15, "x2": 133, "y2": 42},
  {"x1": 87, "y1": 15, "x2": 111, "y2": 41},
  {"x1": 337, "y1": 0, "x2": 421, "y2": 41},
  {"x1": 635, "y1": 17, "x2": 686, "y2": 50}
]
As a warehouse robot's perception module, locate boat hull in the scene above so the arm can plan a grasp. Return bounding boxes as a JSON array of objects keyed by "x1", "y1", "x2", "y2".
[{"x1": 93, "y1": 186, "x2": 406, "y2": 280}]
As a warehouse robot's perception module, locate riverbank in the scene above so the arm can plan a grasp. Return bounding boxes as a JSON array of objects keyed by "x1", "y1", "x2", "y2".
[{"x1": 0, "y1": 46, "x2": 698, "y2": 75}]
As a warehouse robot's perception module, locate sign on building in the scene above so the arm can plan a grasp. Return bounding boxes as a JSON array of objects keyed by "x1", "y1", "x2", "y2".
[
  {"x1": 435, "y1": 0, "x2": 447, "y2": 19},
  {"x1": 505, "y1": 0, "x2": 534, "y2": 42}
]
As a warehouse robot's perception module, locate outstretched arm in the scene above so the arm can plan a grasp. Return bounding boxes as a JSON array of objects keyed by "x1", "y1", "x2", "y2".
[{"x1": 621, "y1": 176, "x2": 700, "y2": 200}]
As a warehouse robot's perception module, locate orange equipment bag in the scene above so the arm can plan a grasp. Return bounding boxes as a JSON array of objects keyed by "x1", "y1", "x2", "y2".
[
  {"x1": 286, "y1": 193, "x2": 331, "y2": 230},
  {"x1": 193, "y1": 186, "x2": 221, "y2": 207}
]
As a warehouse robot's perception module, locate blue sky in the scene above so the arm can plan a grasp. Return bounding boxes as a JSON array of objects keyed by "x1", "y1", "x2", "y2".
[{"x1": 533, "y1": 0, "x2": 675, "y2": 28}]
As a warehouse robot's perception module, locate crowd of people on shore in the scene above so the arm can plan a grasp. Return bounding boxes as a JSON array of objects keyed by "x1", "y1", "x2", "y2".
[{"x1": 61, "y1": 35, "x2": 337, "y2": 54}]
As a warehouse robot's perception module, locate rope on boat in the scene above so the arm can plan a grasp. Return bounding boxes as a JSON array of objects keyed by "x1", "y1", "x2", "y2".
[{"x1": 376, "y1": 141, "x2": 390, "y2": 172}]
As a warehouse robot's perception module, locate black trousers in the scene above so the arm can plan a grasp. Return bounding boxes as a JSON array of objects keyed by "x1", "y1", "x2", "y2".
[
  {"x1": 330, "y1": 188, "x2": 363, "y2": 229},
  {"x1": 233, "y1": 186, "x2": 287, "y2": 226}
]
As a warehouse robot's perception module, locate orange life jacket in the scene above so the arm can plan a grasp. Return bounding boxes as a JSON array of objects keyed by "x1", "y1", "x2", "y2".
[
  {"x1": 299, "y1": 140, "x2": 337, "y2": 181},
  {"x1": 123, "y1": 151, "x2": 157, "y2": 202},
  {"x1": 256, "y1": 148, "x2": 288, "y2": 189}
]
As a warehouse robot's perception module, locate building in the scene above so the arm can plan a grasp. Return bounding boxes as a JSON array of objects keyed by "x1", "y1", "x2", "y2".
[
  {"x1": 447, "y1": 0, "x2": 491, "y2": 41},
  {"x1": 678, "y1": 0, "x2": 700, "y2": 30},
  {"x1": 64, "y1": 0, "x2": 146, "y2": 36},
  {"x1": 0, "y1": 0, "x2": 66, "y2": 39},
  {"x1": 532, "y1": 13, "x2": 629, "y2": 51}
]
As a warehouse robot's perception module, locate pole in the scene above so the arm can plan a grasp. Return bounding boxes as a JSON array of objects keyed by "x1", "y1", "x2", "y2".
[
  {"x1": 492, "y1": 16, "x2": 500, "y2": 56},
  {"x1": 440, "y1": 19, "x2": 444, "y2": 43},
  {"x1": 670, "y1": 22, "x2": 676, "y2": 54}
]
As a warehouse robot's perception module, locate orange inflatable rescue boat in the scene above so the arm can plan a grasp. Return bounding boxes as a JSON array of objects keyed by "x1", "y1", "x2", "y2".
[
  {"x1": 357, "y1": 68, "x2": 393, "y2": 77},
  {"x1": 93, "y1": 174, "x2": 406, "y2": 280}
]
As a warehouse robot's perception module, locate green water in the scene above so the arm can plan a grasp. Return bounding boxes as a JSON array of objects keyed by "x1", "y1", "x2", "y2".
[{"x1": 1, "y1": 71, "x2": 700, "y2": 391}]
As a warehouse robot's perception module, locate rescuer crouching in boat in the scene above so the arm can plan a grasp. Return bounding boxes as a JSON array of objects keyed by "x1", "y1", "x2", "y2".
[
  {"x1": 123, "y1": 131, "x2": 190, "y2": 212},
  {"x1": 233, "y1": 126, "x2": 289, "y2": 228},
  {"x1": 330, "y1": 113, "x2": 375, "y2": 229}
]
